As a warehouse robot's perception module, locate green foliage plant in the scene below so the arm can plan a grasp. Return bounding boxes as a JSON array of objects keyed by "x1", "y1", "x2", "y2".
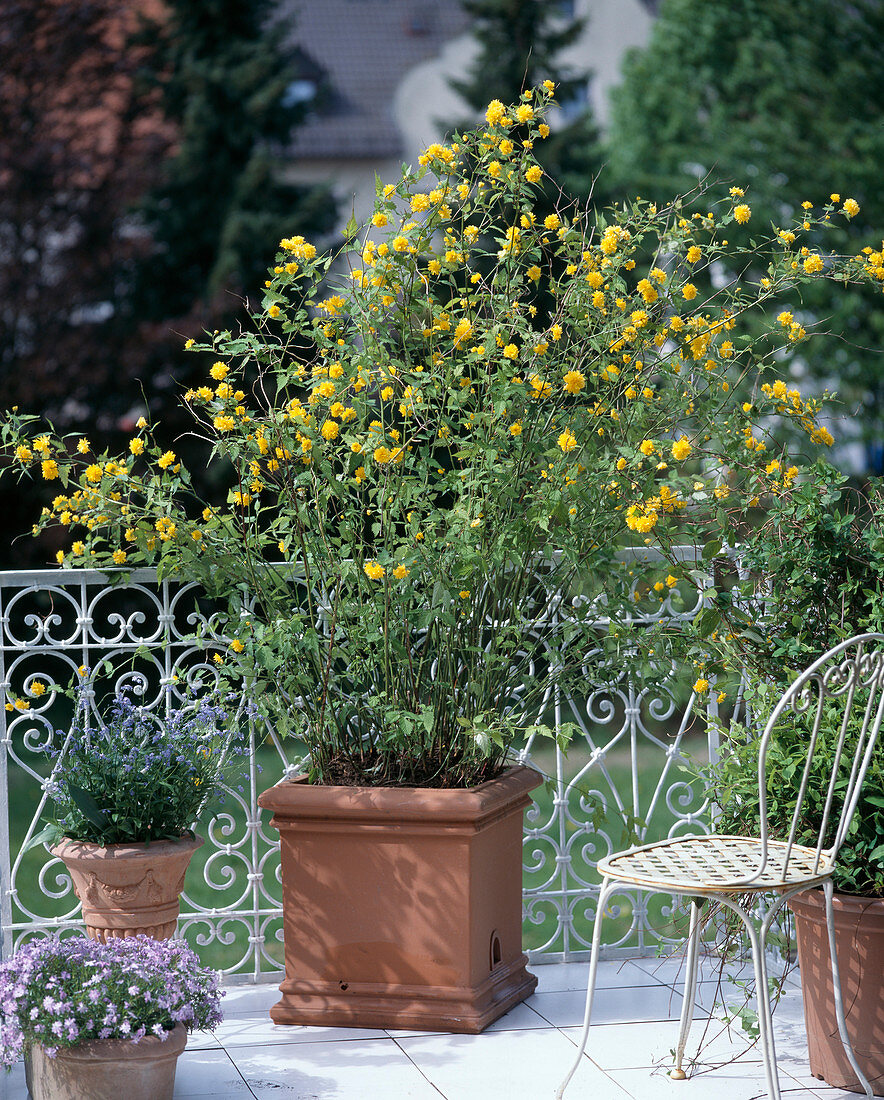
[{"x1": 1, "y1": 86, "x2": 879, "y2": 788}]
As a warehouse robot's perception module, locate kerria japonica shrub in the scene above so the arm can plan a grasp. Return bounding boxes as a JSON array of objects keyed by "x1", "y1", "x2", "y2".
[
  {"x1": 0, "y1": 935, "x2": 223, "y2": 1067},
  {"x1": 1, "y1": 83, "x2": 881, "y2": 786}
]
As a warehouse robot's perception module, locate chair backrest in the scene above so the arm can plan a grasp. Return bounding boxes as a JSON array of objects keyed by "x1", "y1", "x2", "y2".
[{"x1": 755, "y1": 633, "x2": 884, "y2": 880}]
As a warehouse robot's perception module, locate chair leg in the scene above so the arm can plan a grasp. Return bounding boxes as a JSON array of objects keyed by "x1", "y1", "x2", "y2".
[
  {"x1": 556, "y1": 877, "x2": 616, "y2": 1100},
  {"x1": 671, "y1": 897, "x2": 704, "y2": 1079},
  {"x1": 716, "y1": 896, "x2": 782, "y2": 1100},
  {"x1": 823, "y1": 879, "x2": 874, "y2": 1097}
]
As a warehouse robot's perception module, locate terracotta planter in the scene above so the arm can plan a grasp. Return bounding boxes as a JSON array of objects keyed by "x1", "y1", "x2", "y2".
[
  {"x1": 24, "y1": 1021, "x2": 187, "y2": 1100},
  {"x1": 257, "y1": 764, "x2": 542, "y2": 1033},
  {"x1": 790, "y1": 890, "x2": 884, "y2": 1095},
  {"x1": 52, "y1": 834, "x2": 204, "y2": 941}
]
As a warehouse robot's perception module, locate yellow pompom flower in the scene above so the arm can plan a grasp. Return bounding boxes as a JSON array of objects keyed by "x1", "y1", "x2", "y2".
[
  {"x1": 671, "y1": 437, "x2": 692, "y2": 461},
  {"x1": 842, "y1": 198, "x2": 860, "y2": 217},
  {"x1": 693, "y1": 678, "x2": 710, "y2": 694},
  {"x1": 525, "y1": 165, "x2": 543, "y2": 183},
  {"x1": 129, "y1": 438, "x2": 145, "y2": 455},
  {"x1": 563, "y1": 370, "x2": 585, "y2": 394},
  {"x1": 210, "y1": 362, "x2": 229, "y2": 381},
  {"x1": 681, "y1": 283, "x2": 698, "y2": 301},
  {"x1": 393, "y1": 565, "x2": 410, "y2": 580},
  {"x1": 733, "y1": 204, "x2": 751, "y2": 224},
  {"x1": 363, "y1": 560, "x2": 385, "y2": 581},
  {"x1": 41, "y1": 460, "x2": 59, "y2": 480},
  {"x1": 485, "y1": 99, "x2": 507, "y2": 126},
  {"x1": 558, "y1": 428, "x2": 577, "y2": 453},
  {"x1": 158, "y1": 451, "x2": 176, "y2": 469}
]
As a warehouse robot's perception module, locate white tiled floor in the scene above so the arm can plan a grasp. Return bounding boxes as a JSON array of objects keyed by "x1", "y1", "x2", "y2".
[{"x1": 0, "y1": 955, "x2": 869, "y2": 1099}]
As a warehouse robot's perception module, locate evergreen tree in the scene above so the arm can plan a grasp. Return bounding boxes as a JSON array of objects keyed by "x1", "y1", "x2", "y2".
[
  {"x1": 607, "y1": 0, "x2": 884, "y2": 470},
  {"x1": 132, "y1": 0, "x2": 338, "y2": 320},
  {"x1": 450, "y1": 0, "x2": 611, "y2": 208}
]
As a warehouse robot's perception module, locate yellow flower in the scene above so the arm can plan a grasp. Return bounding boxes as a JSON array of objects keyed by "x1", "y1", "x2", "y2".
[
  {"x1": 372, "y1": 212, "x2": 388, "y2": 227},
  {"x1": 374, "y1": 446, "x2": 392, "y2": 464},
  {"x1": 364, "y1": 560, "x2": 385, "y2": 581},
  {"x1": 129, "y1": 438, "x2": 145, "y2": 455},
  {"x1": 526, "y1": 265, "x2": 542, "y2": 282},
  {"x1": 112, "y1": 549, "x2": 127, "y2": 565},
  {"x1": 693, "y1": 678, "x2": 710, "y2": 694},
  {"x1": 509, "y1": 421, "x2": 523, "y2": 436},
  {"x1": 503, "y1": 343, "x2": 519, "y2": 360},
  {"x1": 158, "y1": 451, "x2": 176, "y2": 469},
  {"x1": 214, "y1": 415, "x2": 236, "y2": 432},
  {"x1": 392, "y1": 235, "x2": 409, "y2": 252},
  {"x1": 671, "y1": 437, "x2": 692, "y2": 461},
  {"x1": 516, "y1": 104, "x2": 534, "y2": 123},
  {"x1": 76, "y1": 438, "x2": 90, "y2": 455},
  {"x1": 230, "y1": 639, "x2": 245, "y2": 653},
  {"x1": 733, "y1": 204, "x2": 751, "y2": 224},
  {"x1": 666, "y1": 575, "x2": 678, "y2": 588},
  {"x1": 843, "y1": 198, "x2": 860, "y2": 217},
  {"x1": 210, "y1": 362, "x2": 229, "y2": 381},
  {"x1": 563, "y1": 370, "x2": 585, "y2": 394},
  {"x1": 72, "y1": 541, "x2": 85, "y2": 555},
  {"x1": 355, "y1": 466, "x2": 366, "y2": 483},
  {"x1": 41, "y1": 460, "x2": 59, "y2": 480},
  {"x1": 803, "y1": 254, "x2": 824, "y2": 274},
  {"x1": 558, "y1": 428, "x2": 577, "y2": 453},
  {"x1": 30, "y1": 681, "x2": 47, "y2": 697},
  {"x1": 550, "y1": 324, "x2": 562, "y2": 342},
  {"x1": 525, "y1": 165, "x2": 543, "y2": 184},
  {"x1": 393, "y1": 564, "x2": 410, "y2": 580},
  {"x1": 267, "y1": 304, "x2": 281, "y2": 318},
  {"x1": 85, "y1": 463, "x2": 103, "y2": 483},
  {"x1": 14, "y1": 445, "x2": 32, "y2": 464},
  {"x1": 544, "y1": 213, "x2": 561, "y2": 230},
  {"x1": 538, "y1": 123, "x2": 550, "y2": 138},
  {"x1": 681, "y1": 282, "x2": 698, "y2": 301},
  {"x1": 686, "y1": 245, "x2": 702, "y2": 264},
  {"x1": 639, "y1": 439, "x2": 655, "y2": 457}
]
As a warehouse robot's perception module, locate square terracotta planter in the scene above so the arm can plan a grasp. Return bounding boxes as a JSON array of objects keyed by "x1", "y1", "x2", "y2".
[{"x1": 257, "y1": 764, "x2": 542, "y2": 1033}]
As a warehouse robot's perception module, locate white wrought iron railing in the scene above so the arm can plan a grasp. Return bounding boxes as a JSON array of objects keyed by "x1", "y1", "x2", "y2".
[{"x1": 0, "y1": 555, "x2": 719, "y2": 978}]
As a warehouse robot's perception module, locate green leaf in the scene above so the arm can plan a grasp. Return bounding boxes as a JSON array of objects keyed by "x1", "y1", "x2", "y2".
[{"x1": 67, "y1": 784, "x2": 107, "y2": 831}]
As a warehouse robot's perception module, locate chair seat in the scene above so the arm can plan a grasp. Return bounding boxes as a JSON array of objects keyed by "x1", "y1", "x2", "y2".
[{"x1": 597, "y1": 834, "x2": 834, "y2": 894}]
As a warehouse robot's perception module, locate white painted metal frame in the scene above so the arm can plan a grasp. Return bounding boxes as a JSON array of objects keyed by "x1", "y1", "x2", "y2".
[
  {"x1": 557, "y1": 633, "x2": 884, "y2": 1100},
  {"x1": 0, "y1": 555, "x2": 718, "y2": 975}
]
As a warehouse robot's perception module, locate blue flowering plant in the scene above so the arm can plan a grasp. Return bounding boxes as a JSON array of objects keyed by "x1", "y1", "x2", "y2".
[
  {"x1": 33, "y1": 687, "x2": 248, "y2": 847},
  {"x1": 0, "y1": 934, "x2": 223, "y2": 1066}
]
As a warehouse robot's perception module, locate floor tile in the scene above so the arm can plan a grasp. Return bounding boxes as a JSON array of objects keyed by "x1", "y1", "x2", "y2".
[
  {"x1": 233, "y1": 1037, "x2": 442, "y2": 1099},
  {"x1": 559, "y1": 1017, "x2": 763, "y2": 1073},
  {"x1": 0, "y1": 1063, "x2": 27, "y2": 1100},
  {"x1": 397, "y1": 1025, "x2": 630, "y2": 1100},
  {"x1": 532, "y1": 958, "x2": 664, "y2": 994},
  {"x1": 607, "y1": 1062, "x2": 781, "y2": 1099},
  {"x1": 214, "y1": 1013, "x2": 384, "y2": 1049},
  {"x1": 174, "y1": 1048, "x2": 255, "y2": 1098},
  {"x1": 530, "y1": 982, "x2": 686, "y2": 1028}
]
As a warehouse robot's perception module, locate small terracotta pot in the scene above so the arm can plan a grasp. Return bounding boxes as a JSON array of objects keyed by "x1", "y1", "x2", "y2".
[
  {"x1": 790, "y1": 890, "x2": 884, "y2": 1095},
  {"x1": 52, "y1": 834, "x2": 204, "y2": 942},
  {"x1": 25, "y1": 1021, "x2": 187, "y2": 1100},
  {"x1": 258, "y1": 764, "x2": 542, "y2": 1033}
]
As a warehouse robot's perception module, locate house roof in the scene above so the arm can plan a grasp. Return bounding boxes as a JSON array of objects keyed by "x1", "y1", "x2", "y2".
[{"x1": 279, "y1": 0, "x2": 469, "y2": 160}]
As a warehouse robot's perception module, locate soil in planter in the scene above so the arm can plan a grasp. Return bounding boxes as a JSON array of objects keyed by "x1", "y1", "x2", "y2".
[{"x1": 314, "y1": 749, "x2": 507, "y2": 788}]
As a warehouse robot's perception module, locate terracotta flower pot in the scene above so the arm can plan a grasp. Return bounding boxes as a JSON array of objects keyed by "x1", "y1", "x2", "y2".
[
  {"x1": 257, "y1": 764, "x2": 542, "y2": 1033},
  {"x1": 24, "y1": 1021, "x2": 187, "y2": 1100},
  {"x1": 52, "y1": 834, "x2": 204, "y2": 941},
  {"x1": 790, "y1": 890, "x2": 884, "y2": 1095}
]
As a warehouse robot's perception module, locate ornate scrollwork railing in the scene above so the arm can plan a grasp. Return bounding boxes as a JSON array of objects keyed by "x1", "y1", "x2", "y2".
[{"x1": 0, "y1": 555, "x2": 717, "y2": 977}]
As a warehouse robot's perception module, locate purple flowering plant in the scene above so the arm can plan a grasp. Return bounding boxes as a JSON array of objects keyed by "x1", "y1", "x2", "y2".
[
  {"x1": 0, "y1": 934, "x2": 223, "y2": 1067},
  {"x1": 34, "y1": 686, "x2": 249, "y2": 846}
]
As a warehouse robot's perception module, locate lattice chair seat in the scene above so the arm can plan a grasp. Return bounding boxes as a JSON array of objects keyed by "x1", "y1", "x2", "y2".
[{"x1": 598, "y1": 834, "x2": 834, "y2": 894}]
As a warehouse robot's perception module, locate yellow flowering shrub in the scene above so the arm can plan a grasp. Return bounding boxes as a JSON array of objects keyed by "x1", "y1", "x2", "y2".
[{"x1": 0, "y1": 85, "x2": 878, "y2": 786}]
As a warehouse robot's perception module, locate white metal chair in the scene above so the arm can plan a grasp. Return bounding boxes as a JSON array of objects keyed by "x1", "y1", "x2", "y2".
[{"x1": 557, "y1": 632, "x2": 884, "y2": 1100}]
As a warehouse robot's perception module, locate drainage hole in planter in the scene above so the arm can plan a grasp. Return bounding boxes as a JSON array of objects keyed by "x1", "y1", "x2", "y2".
[{"x1": 339, "y1": 981, "x2": 349, "y2": 990}]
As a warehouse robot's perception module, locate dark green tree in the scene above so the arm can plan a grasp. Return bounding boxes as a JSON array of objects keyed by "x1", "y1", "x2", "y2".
[
  {"x1": 132, "y1": 0, "x2": 338, "y2": 320},
  {"x1": 607, "y1": 0, "x2": 884, "y2": 471},
  {"x1": 450, "y1": 0, "x2": 610, "y2": 208}
]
